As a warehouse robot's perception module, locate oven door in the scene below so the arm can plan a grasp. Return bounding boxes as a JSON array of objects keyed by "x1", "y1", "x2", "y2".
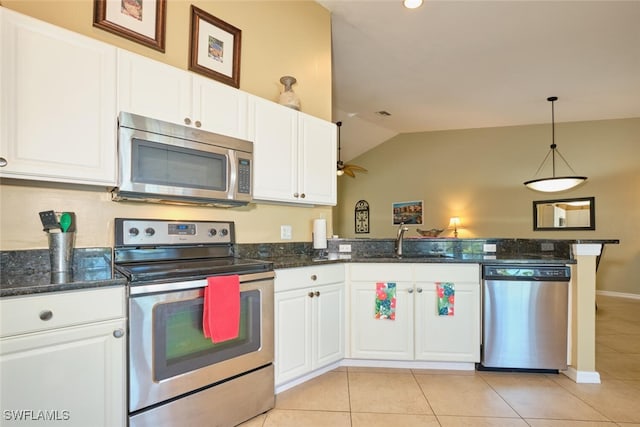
[{"x1": 128, "y1": 271, "x2": 274, "y2": 413}]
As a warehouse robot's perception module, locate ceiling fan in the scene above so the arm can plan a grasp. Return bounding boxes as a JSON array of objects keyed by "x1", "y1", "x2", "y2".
[{"x1": 336, "y1": 121, "x2": 367, "y2": 178}]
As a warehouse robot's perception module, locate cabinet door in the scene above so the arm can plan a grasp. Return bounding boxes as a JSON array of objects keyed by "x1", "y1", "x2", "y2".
[
  {"x1": 350, "y1": 281, "x2": 414, "y2": 360},
  {"x1": 117, "y1": 49, "x2": 191, "y2": 126},
  {"x1": 0, "y1": 8, "x2": 117, "y2": 185},
  {"x1": 314, "y1": 283, "x2": 345, "y2": 368},
  {"x1": 0, "y1": 319, "x2": 126, "y2": 427},
  {"x1": 414, "y1": 282, "x2": 480, "y2": 362},
  {"x1": 249, "y1": 96, "x2": 298, "y2": 203},
  {"x1": 274, "y1": 288, "x2": 312, "y2": 385},
  {"x1": 193, "y1": 75, "x2": 248, "y2": 139},
  {"x1": 297, "y1": 113, "x2": 337, "y2": 205}
]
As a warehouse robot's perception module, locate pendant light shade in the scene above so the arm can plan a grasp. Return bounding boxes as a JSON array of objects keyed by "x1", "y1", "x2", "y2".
[{"x1": 524, "y1": 97, "x2": 587, "y2": 192}]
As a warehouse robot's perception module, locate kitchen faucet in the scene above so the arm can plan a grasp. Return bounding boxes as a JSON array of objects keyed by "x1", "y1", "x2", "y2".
[{"x1": 395, "y1": 222, "x2": 409, "y2": 257}]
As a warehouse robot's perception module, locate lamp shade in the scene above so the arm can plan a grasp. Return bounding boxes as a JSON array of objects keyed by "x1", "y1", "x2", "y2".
[
  {"x1": 404, "y1": 0, "x2": 423, "y2": 9},
  {"x1": 448, "y1": 217, "x2": 461, "y2": 228},
  {"x1": 524, "y1": 176, "x2": 587, "y2": 192},
  {"x1": 524, "y1": 97, "x2": 587, "y2": 192}
]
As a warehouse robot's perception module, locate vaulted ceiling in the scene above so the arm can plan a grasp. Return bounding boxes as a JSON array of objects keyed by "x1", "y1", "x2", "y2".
[{"x1": 318, "y1": 0, "x2": 640, "y2": 161}]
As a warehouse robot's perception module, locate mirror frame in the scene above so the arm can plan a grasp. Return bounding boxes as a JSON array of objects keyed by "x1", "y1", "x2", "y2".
[{"x1": 533, "y1": 196, "x2": 595, "y2": 231}]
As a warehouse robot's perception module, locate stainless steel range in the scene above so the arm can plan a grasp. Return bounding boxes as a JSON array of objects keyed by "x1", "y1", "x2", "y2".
[{"x1": 114, "y1": 218, "x2": 275, "y2": 427}]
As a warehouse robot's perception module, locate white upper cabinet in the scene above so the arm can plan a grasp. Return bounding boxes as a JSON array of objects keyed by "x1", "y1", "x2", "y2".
[
  {"x1": 0, "y1": 7, "x2": 117, "y2": 185},
  {"x1": 249, "y1": 95, "x2": 337, "y2": 205},
  {"x1": 117, "y1": 50, "x2": 248, "y2": 140},
  {"x1": 117, "y1": 49, "x2": 191, "y2": 127}
]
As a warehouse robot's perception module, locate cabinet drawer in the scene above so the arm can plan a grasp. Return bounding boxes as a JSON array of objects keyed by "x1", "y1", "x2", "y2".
[
  {"x1": 414, "y1": 263, "x2": 480, "y2": 283},
  {"x1": 275, "y1": 264, "x2": 344, "y2": 292},
  {"x1": 348, "y1": 263, "x2": 413, "y2": 282},
  {"x1": 0, "y1": 286, "x2": 125, "y2": 337}
]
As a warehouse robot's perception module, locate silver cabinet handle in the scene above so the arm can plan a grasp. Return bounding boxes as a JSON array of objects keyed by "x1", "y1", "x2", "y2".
[
  {"x1": 308, "y1": 291, "x2": 315, "y2": 298},
  {"x1": 417, "y1": 288, "x2": 423, "y2": 293},
  {"x1": 310, "y1": 274, "x2": 317, "y2": 281},
  {"x1": 184, "y1": 117, "x2": 192, "y2": 125},
  {"x1": 408, "y1": 288, "x2": 414, "y2": 294},
  {"x1": 113, "y1": 329, "x2": 125, "y2": 338},
  {"x1": 300, "y1": 193, "x2": 306, "y2": 199},
  {"x1": 39, "y1": 310, "x2": 53, "y2": 321},
  {"x1": 314, "y1": 291, "x2": 320, "y2": 297},
  {"x1": 0, "y1": 157, "x2": 7, "y2": 167},
  {"x1": 293, "y1": 192, "x2": 299, "y2": 198},
  {"x1": 194, "y1": 121, "x2": 202, "y2": 128}
]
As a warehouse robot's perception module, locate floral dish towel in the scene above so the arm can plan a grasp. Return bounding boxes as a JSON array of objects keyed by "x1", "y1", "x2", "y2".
[
  {"x1": 375, "y1": 282, "x2": 396, "y2": 320},
  {"x1": 436, "y1": 282, "x2": 455, "y2": 316}
]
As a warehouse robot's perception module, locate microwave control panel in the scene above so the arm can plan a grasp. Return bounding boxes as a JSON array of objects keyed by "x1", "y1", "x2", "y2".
[{"x1": 238, "y1": 158, "x2": 251, "y2": 194}]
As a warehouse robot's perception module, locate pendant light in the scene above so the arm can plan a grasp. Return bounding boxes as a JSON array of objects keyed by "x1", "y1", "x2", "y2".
[
  {"x1": 336, "y1": 121, "x2": 367, "y2": 178},
  {"x1": 524, "y1": 97, "x2": 587, "y2": 192}
]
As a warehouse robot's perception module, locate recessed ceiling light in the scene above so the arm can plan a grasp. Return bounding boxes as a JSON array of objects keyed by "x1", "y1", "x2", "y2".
[{"x1": 403, "y1": 0, "x2": 423, "y2": 9}]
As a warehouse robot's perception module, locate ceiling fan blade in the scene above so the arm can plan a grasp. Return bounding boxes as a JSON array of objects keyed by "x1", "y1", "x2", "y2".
[
  {"x1": 343, "y1": 168, "x2": 356, "y2": 177},
  {"x1": 345, "y1": 164, "x2": 368, "y2": 172}
]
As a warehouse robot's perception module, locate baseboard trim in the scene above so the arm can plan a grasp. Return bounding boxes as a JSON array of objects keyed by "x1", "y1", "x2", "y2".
[
  {"x1": 596, "y1": 290, "x2": 640, "y2": 300},
  {"x1": 275, "y1": 362, "x2": 341, "y2": 394},
  {"x1": 340, "y1": 358, "x2": 476, "y2": 371},
  {"x1": 563, "y1": 366, "x2": 601, "y2": 383}
]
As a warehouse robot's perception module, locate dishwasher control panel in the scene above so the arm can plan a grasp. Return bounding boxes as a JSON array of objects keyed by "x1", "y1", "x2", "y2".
[{"x1": 483, "y1": 265, "x2": 570, "y2": 281}]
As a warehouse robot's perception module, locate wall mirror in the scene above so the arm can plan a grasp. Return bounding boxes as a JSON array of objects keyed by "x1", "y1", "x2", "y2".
[{"x1": 533, "y1": 197, "x2": 595, "y2": 231}]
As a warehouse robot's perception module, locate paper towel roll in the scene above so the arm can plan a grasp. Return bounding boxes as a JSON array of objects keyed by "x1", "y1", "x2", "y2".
[{"x1": 313, "y1": 219, "x2": 327, "y2": 249}]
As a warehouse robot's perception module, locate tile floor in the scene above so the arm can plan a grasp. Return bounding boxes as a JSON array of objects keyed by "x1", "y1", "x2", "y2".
[{"x1": 240, "y1": 295, "x2": 640, "y2": 427}]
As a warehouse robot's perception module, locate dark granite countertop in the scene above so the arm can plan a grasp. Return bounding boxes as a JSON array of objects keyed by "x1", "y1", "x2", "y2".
[
  {"x1": 1, "y1": 248, "x2": 126, "y2": 298},
  {"x1": 262, "y1": 254, "x2": 573, "y2": 270}
]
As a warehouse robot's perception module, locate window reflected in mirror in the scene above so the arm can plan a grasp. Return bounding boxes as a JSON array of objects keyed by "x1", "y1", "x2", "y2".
[{"x1": 533, "y1": 197, "x2": 595, "y2": 230}]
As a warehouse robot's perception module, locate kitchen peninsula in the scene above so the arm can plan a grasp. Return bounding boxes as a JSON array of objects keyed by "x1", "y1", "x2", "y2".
[{"x1": 239, "y1": 237, "x2": 618, "y2": 387}]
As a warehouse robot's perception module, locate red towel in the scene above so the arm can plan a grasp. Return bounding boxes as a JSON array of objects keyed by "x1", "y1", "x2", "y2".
[{"x1": 203, "y1": 275, "x2": 240, "y2": 343}]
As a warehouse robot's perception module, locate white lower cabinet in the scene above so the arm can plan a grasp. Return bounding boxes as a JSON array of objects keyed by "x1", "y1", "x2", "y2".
[
  {"x1": 349, "y1": 264, "x2": 415, "y2": 360},
  {"x1": 349, "y1": 263, "x2": 480, "y2": 363},
  {"x1": 414, "y1": 264, "x2": 480, "y2": 362},
  {"x1": 0, "y1": 287, "x2": 126, "y2": 427},
  {"x1": 274, "y1": 265, "x2": 345, "y2": 385}
]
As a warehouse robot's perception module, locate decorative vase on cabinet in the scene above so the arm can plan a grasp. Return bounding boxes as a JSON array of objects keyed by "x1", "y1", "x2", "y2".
[{"x1": 278, "y1": 76, "x2": 301, "y2": 110}]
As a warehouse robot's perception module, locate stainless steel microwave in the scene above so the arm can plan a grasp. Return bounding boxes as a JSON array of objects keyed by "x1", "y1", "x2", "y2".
[{"x1": 113, "y1": 112, "x2": 253, "y2": 207}]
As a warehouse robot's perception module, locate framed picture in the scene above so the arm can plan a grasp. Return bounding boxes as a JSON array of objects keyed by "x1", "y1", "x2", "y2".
[
  {"x1": 392, "y1": 200, "x2": 424, "y2": 225},
  {"x1": 93, "y1": 0, "x2": 166, "y2": 52},
  {"x1": 189, "y1": 6, "x2": 242, "y2": 88}
]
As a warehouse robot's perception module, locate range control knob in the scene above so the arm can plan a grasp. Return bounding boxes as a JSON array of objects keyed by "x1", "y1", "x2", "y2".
[
  {"x1": 208, "y1": 228, "x2": 218, "y2": 237},
  {"x1": 129, "y1": 227, "x2": 139, "y2": 236},
  {"x1": 145, "y1": 228, "x2": 155, "y2": 236},
  {"x1": 220, "y1": 228, "x2": 229, "y2": 236}
]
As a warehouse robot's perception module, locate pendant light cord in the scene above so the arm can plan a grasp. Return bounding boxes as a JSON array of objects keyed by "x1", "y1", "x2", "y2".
[{"x1": 530, "y1": 96, "x2": 579, "y2": 179}]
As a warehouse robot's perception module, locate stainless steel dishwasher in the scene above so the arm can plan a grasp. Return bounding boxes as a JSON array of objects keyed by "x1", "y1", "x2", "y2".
[{"x1": 481, "y1": 265, "x2": 569, "y2": 371}]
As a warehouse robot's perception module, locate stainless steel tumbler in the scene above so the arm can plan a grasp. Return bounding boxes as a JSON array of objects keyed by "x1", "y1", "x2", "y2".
[{"x1": 48, "y1": 232, "x2": 75, "y2": 272}]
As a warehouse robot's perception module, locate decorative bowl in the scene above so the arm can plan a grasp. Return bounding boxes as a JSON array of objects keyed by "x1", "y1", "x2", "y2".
[{"x1": 416, "y1": 228, "x2": 444, "y2": 237}]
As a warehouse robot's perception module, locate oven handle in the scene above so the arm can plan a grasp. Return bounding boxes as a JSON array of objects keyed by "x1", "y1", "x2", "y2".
[{"x1": 129, "y1": 270, "x2": 274, "y2": 295}]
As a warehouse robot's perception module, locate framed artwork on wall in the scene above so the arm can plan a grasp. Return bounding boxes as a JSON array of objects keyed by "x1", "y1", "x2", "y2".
[
  {"x1": 189, "y1": 5, "x2": 242, "y2": 88},
  {"x1": 392, "y1": 200, "x2": 424, "y2": 225},
  {"x1": 93, "y1": 0, "x2": 166, "y2": 52},
  {"x1": 355, "y1": 200, "x2": 370, "y2": 234}
]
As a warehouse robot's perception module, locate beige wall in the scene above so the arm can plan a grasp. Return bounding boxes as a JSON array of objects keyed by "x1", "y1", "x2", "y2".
[
  {"x1": 334, "y1": 118, "x2": 640, "y2": 295},
  {"x1": 0, "y1": 1, "x2": 334, "y2": 249}
]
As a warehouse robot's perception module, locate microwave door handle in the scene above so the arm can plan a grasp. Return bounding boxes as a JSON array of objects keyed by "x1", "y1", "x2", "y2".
[{"x1": 227, "y1": 150, "x2": 238, "y2": 198}]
